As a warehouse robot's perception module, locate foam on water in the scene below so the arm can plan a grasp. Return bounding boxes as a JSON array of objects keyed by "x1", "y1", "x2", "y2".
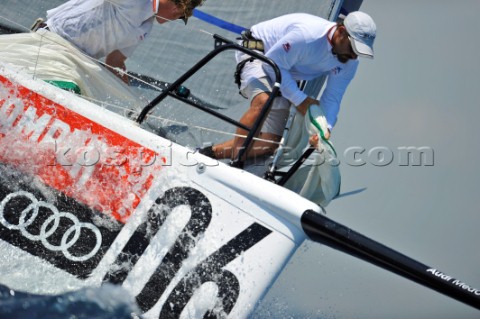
[{"x1": 0, "y1": 283, "x2": 141, "y2": 319}]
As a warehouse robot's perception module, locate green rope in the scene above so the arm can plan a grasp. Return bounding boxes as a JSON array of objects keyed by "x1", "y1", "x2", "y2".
[{"x1": 308, "y1": 107, "x2": 337, "y2": 157}]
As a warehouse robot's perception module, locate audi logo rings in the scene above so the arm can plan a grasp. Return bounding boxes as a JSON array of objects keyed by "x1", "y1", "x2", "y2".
[{"x1": 0, "y1": 191, "x2": 102, "y2": 262}]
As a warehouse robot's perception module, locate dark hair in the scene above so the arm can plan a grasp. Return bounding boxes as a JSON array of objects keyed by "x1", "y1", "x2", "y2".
[{"x1": 175, "y1": 0, "x2": 205, "y2": 17}]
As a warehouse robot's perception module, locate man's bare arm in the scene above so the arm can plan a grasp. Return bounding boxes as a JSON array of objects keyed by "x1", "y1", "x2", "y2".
[{"x1": 105, "y1": 50, "x2": 129, "y2": 84}]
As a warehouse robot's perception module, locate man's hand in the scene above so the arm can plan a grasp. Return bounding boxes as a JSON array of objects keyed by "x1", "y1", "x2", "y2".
[
  {"x1": 309, "y1": 134, "x2": 319, "y2": 147},
  {"x1": 309, "y1": 129, "x2": 330, "y2": 150},
  {"x1": 296, "y1": 96, "x2": 319, "y2": 115},
  {"x1": 324, "y1": 129, "x2": 331, "y2": 140},
  {"x1": 105, "y1": 50, "x2": 129, "y2": 84},
  {"x1": 301, "y1": 99, "x2": 331, "y2": 141}
]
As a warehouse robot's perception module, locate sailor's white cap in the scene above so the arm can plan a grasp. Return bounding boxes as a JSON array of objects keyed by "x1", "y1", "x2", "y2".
[{"x1": 344, "y1": 11, "x2": 376, "y2": 59}]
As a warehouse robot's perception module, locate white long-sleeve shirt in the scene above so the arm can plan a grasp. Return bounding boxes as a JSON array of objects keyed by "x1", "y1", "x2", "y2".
[
  {"x1": 46, "y1": 0, "x2": 155, "y2": 59},
  {"x1": 249, "y1": 13, "x2": 359, "y2": 130}
]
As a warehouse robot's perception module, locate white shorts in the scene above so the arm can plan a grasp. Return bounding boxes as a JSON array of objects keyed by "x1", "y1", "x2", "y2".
[
  {"x1": 238, "y1": 56, "x2": 291, "y2": 136},
  {"x1": 241, "y1": 77, "x2": 290, "y2": 136}
]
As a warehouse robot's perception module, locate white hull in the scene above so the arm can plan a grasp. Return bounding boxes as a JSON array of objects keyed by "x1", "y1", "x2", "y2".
[{"x1": 0, "y1": 60, "x2": 321, "y2": 318}]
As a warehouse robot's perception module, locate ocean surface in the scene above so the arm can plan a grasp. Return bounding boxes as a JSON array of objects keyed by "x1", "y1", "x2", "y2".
[{"x1": 0, "y1": 1, "x2": 340, "y2": 318}]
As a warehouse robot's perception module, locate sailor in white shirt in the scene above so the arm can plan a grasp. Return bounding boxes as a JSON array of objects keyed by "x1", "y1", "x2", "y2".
[
  {"x1": 46, "y1": 0, "x2": 204, "y2": 82},
  {"x1": 208, "y1": 11, "x2": 376, "y2": 160}
]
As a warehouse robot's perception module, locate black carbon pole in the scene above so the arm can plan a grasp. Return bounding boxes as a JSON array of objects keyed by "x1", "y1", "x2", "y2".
[{"x1": 301, "y1": 210, "x2": 480, "y2": 311}]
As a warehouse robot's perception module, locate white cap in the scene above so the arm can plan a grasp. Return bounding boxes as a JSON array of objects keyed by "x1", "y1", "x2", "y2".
[{"x1": 344, "y1": 11, "x2": 376, "y2": 59}]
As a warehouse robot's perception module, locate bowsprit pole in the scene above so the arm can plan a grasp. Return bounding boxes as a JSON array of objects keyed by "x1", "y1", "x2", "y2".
[{"x1": 301, "y1": 210, "x2": 480, "y2": 311}]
